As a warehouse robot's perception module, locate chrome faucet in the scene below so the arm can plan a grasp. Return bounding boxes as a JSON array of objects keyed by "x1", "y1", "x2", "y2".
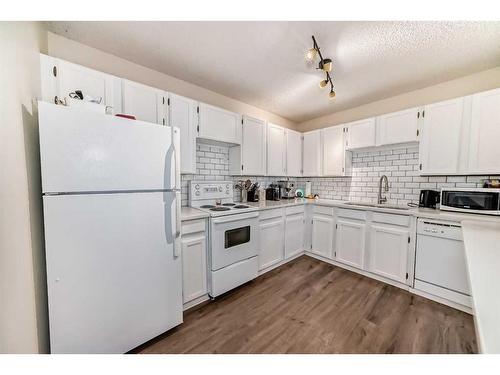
[{"x1": 378, "y1": 175, "x2": 389, "y2": 204}]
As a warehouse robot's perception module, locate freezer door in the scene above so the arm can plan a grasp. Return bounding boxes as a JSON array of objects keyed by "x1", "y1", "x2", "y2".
[
  {"x1": 38, "y1": 101, "x2": 180, "y2": 193},
  {"x1": 43, "y1": 192, "x2": 182, "y2": 353}
]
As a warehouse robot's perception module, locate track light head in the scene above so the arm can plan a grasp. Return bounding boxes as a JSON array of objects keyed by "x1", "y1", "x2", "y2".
[
  {"x1": 305, "y1": 48, "x2": 318, "y2": 62},
  {"x1": 319, "y1": 79, "x2": 328, "y2": 89},
  {"x1": 329, "y1": 89, "x2": 336, "y2": 99},
  {"x1": 319, "y1": 58, "x2": 333, "y2": 72}
]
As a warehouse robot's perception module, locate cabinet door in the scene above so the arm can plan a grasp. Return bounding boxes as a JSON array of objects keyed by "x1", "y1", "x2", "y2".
[
  {"x1": 267, "y1": 123, "x2": 286, "y2": 176},
  {"x1": 121, "y1": 79, "x2": 166, "y2": 125},
  {"x1": 181, "y1": 234, "x2": 207, "y2": 303},
  {"x1": 467, "y1": 88, "x2": 500, "y2": 174},
  {"x1": 259, "y1": 218, "x2": 285, "y2": 270},
  {"x1": 419, "y1": 98, "x2": 465, "y2": 175},
  {"x1": 322, "y1": 126, "x2": 345, "y2": 176},
  {"x1": 346, "y1": 118, "x2": 376, "y2": 150},
  {"x1": 286, "y1": 129, "x2": 302, "y2": 177},
  {"x1": 55, "y1": 58, "x2": 121, "y2": 112},
  {"x1": 368, "y1": 224, "x2": 409, "y2": 283},
  {"x1": 302, "y1": 130, "x2": 322, "y2": 176},
  {"x1": 335, "y1": 218, "x2": 366, "y2": 269},
  {"x1": 311, "y1": 215, "x2": 334, "y2": 258},
  {"x1": 242, "y1": 116, "x2": 266, "y2": 175},
  {"x1": 376, "y1": 107, "x2": 419, "y2": 146},
  {"x1": 169, "y1": 93, "x2": 198, "y2": 174},
  {"x1": 285, "y1": 213, "x2": 304, "y2": 258},
  {"x1": 198, "y1": 103, "x2": 241, "y2": 144}
]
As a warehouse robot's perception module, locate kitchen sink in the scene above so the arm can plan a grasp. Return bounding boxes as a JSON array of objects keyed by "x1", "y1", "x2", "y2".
[{"x1": 345, "y1": 201, "x2": 410, "y2": 210}]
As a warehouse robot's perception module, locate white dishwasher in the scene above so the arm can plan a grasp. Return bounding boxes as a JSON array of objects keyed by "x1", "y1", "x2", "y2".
[{"x1": 414, "y1": 218, "x2": 472, "y2": 309}]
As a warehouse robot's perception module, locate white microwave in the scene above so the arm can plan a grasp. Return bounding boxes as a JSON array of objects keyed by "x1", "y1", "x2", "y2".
[{"x1": 440, "y1": 188, "x2": 500, "y2": 215}]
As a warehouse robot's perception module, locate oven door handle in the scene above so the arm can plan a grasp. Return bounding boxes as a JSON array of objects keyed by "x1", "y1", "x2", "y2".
[{"x1": 211, "y1": 211, "x2": 259, "y2": 224}]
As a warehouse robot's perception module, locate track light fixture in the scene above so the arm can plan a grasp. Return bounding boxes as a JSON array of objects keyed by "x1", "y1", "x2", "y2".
[{"x1": 306, "y1": 35, "x2": 336, "y2": 99}]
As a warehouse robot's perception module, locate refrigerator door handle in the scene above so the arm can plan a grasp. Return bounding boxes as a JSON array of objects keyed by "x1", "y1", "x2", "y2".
[{"x1": 173, "y1": 191, "x2": 181, "y2": 258}]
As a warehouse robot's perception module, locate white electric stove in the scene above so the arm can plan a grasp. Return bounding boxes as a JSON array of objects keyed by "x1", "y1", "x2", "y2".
[{"x1": 189, "y1": 181, "x2": 259, "y2": 297}]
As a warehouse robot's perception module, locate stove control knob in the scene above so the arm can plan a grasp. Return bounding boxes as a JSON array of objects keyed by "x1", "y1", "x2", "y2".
[
  {"x1": 218, "y1": 186, "x2": 223, "y2": 192},
  {"x1": 195, "y1": 184, "x2": 200, "y2": 190},
  {"x1": 226, "y1": 184, "x2": 230, "y2": 189},
  {"x1": 226, "y1": 190, "x2": 230, "y2": 195},
  {"x1": 195, "y1": 191, "x2": 200, "y2": 196}
]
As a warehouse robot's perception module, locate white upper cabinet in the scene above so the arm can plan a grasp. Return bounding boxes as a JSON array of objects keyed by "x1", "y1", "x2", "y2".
[
  {"x1": 286, "y1": 129, "x2": 302, "y2": 177},
  {"x1": 267, "y1": 123, "x2": 287, "y2": 176},
  {"x1": 322, "y1": 126, "x2": 350, "y2": 176},
  {"x1": 466, "y1": 88, "x2": 500, "y2": 174},
  {"x1": 302, "y1": 130, "x2": 322, "y2": 177},
  {"x1": 376, "y1": 107, "x2": 420, "y2": 146},
  {"x1": 419, "y1": 97, "x2": 467, "y2": 175},
  {"x1": 41, "y1": 54, "x2": 121, "y2": 113},
  {"x1": 198, "y1": 103, "x2": 241, "y2": 144},
  {"x1": 121, "y1": 79, "x2": 166, "y2": 125},
  {"x1": 345, "y1": 118, "x2": 376, "y2": 150},
  {"x1": 230, "y1": 116, "x2": 266, "y2": 176},
  {"x1": 169, "y1": 93, "x2": 198, "y2": 174}
]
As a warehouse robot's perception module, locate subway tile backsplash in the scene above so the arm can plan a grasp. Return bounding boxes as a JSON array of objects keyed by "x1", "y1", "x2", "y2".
[{"x1": 180, "y1": 142, "x2": 496, "y2": 207}]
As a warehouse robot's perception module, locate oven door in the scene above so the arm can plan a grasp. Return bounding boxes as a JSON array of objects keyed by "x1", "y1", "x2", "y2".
[{"x1": 210, "y1": 211, "x2": 259, "y2": 271}]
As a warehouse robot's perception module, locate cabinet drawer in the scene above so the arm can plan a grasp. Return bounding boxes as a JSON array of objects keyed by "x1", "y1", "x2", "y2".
[
  {"x1": 372, "y1": 212, "x2": 410, "y2": 227},
  {"x1": 260, "y1": 208, "x2": 284, "y2": 221},
  {"x1": 285, "y1": 205, "x2": 304, "y2": 215},
  {"x1": 337, "y1": 208, "x2": 366, "y2": 221},
  {"x1": 313, "y1": 205, "x2": 334, "y2": 216},
  {"x1": 182, "y1": 219, "x2": 206, "y2": 235}
]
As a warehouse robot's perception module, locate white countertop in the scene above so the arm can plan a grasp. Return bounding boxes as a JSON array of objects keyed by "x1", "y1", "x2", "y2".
[
  {"x1": 181, "y1": 207, "x2": 209, "y2": 221},
  {"x1": 461, "y1": 220, "x2": 500, "y2": 354}
]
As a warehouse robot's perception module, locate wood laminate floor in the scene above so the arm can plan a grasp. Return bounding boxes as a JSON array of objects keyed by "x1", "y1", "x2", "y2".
[{"x1": 136, "y1": 256, "x2": 477, "y2": 354}]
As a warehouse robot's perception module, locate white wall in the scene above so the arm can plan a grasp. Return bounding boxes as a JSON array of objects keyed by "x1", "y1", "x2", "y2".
[
  {"x1": 47, "y1": 32, "x2": 298, "y2": 130},
  {"x1": 298, "y1": 67, "x2": 500, "y2": 132},
  {"x1": 0, "y1": 22, "x2": 49, "y2": 353}
]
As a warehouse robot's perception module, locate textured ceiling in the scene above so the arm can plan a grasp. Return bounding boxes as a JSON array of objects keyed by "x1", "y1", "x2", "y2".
[{"x1": 47, "y1": 21, "x2": 500, "y2": 123}]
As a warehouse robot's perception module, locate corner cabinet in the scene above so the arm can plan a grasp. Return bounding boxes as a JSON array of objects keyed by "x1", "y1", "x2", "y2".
[
  {"x1": 311, "y1": 206, "x2": 334, "y2": 259},
  {"x1": 286, "y1": 129, "x2": 303, "y2": 177},
  {"x1": 284, "y1": 206, "x2": 305, "y2": 259},
  {"x1": 302, "y1": 130, "x2": 322, "y2": 177},
  {"x1": 466, "y1": 88, "x2": 500, "y2": 174},
  {"x1": 345, "y1": 118, "x2": 376, "y2": 150},
  {"x1": 181, "y1": 219, "x2": 208, "y2": 307},
  {"x1": 121, "y1": 79, "x2": 166, "y2": 125},
  {"x1": 267, "y1": 123, "x2": 287, "y2": 176},
  {"x1": 198, "y1": 103, "x2": 241, "y2": 144},
  {"x1": 322, "y1": 126, "x2": 350, "y2": 176},
  {"x1": 169, "y1": 93, "x2": 198, "y2": 174},
  {"x1": 376, "y1": 107, "x2": 420, "y2": 146}
]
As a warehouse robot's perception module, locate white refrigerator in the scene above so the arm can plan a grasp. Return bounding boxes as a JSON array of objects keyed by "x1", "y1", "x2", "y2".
[{"x1": 38, "y1": 102, "x2": 182, "y2": 353}]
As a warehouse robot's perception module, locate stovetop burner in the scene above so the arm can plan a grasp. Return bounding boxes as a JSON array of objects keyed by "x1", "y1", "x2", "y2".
[
  {"x1": 200, "y1": 205, "x2": 215, "y2": 209},
  {"x1": 234, "y1": 205, "x2": 250, "y2": 209},
  {"x1": 210, "y1": 206, "x2": 231, "y2": 211},
  {"x1": 222, "y1": 203, "x2": 236, "y2": 206}
]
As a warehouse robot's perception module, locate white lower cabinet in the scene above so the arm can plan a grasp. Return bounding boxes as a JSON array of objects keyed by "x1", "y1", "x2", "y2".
[
  {"x1": 258, "y1": 209, "x2": 285, "y2": 270},
  {"x1": 181, "y1": 219, "x2": 208, "y2": 305},
  {"x1": 311, "y1": 207, "x2": 334, "y2": 259},
  {"x1": 335, "y1": 218, "x2": 366, "y2": 269},
  {"x1": 284, "y1": 207, "x2": 305, "y2": 259},
  {"x1": 368, "y1": 224, "x2": 409, "y2": 284}
]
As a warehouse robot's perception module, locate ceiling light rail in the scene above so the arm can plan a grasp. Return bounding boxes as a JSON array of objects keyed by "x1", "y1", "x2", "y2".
[{"x1": 306, "y1": 35, "x2": 336, "y2": 99}]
